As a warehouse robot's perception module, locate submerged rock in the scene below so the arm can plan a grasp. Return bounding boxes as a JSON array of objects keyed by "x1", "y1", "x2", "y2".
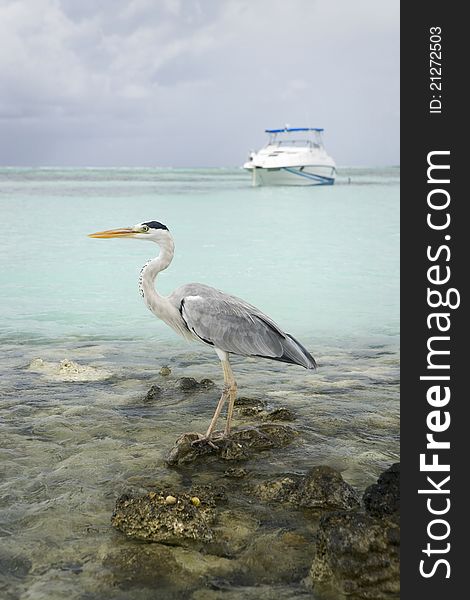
[
  {"x1": 192, "y1": 586, "x2": 313, "y2": 600},
  {"x1": 256, "y1": 466, "x2": 360, "y2": 511},
  {"x1": 178, "y1": 377, "x2": 200, "y2": 391},
  {"x1": 144, "y1": 384, "x2": 163, "y2": 401},
  {"x1": 0, "y1": 552, "x2": 32, "y2": 580},
  {"x1": 27, "y1": 358, "x2": 111, "y2": 382},
  {"x1": 200, "y1": 378, "x2": 216, "y2": 389},
  {"x1": 235, "y1": 396, "x2": 267, "y2": 408},
  {"x1": 309, "y1": 510, "x2": 400, "y2": 599},
  {"x1": 236, "y1": 405, "x2": 264, "y2": 418},
  {"x1": 178, "y1": 377, "x2": 215, "y2": 391},
  {"x1": 159, "y1": 365, "x2": 172, "y2": 376},
  {"x1": 255, "y1": 475, "x2": 299, "y2": 503},
  {"x1": 111, "y1": 490, "x2": 216, "y2": 545},
  {"x1": 104, "y1": 544, "x2": 193, "y2": 593},
  {"x1": 264, "y1": 407, "x2": 295, "y2": 421},
  {"x1": 363, "y1": 462, "x2": 400, "y2": 517},
  {"x1": 166, "y1": 424, "x2": 298, "y2": 466},
  {"x1": 209, "y1": 509, "x2": 260, "y2": 558},
  {"x1": 237, "y1": 405, "x2": 296, "y2": 422},
  {"x1": 223, "y1": 467, "x2": 249, "y2": 479},
  {"x1": 103, "y1": 543, "x2": 235, "y2": 596},
  {"x1": 238, "y1": 530, "x2": 313, "y2": 585}
]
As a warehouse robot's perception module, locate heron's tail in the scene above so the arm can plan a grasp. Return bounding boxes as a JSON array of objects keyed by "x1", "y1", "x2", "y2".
[{"x1": 279, "y1": 333, "x2": 317, "y2": 370}]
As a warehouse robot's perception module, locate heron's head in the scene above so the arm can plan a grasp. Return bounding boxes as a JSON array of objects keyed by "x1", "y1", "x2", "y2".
[{"x1": 88, "y1": 221, "x2": 170, "y2": 243}]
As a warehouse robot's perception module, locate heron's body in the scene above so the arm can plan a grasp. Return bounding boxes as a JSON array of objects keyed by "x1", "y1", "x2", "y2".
[{"x1": 89, "y1": 220, "x2": 316, "y2": 439}]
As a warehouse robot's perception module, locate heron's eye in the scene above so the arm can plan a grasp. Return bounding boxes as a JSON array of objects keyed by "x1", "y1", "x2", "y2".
[{"x1": 141, "y1": 225, "x2": 149, "y2": 232}]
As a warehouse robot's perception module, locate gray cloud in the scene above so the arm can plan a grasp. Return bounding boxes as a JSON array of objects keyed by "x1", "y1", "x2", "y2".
[{"x1": 0, "y1": 0, "x2": 399, "y2": 166}]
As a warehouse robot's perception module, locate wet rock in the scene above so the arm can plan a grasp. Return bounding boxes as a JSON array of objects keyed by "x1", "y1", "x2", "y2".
[
  {"x1": 256, "y1": 466, "x2": 360, "y2": 511},
  {"x1": 235, "y1": 396, "x2": 267, "y2": 408},
  {"x1": 144, "y1": 384, "x2": 163, "y2": 401},
  {"x1": 159, "y1": 365, "x2": 171, "y2": 376},
  {"x1": 363, "y1": 462, "x2": 399, "y2": 517},
  {"x1": 255, "y1": 475, "x2": 300, "y2": 503},
  {"x1": 111, "y1": 490, "x2": 216, "y2": 545},
  {"x1": 264, "y1": 407, "x2": 295, "y2": 422},
  {"x1": 190, "y1": 484, "x2": 228, "y2": 504},
  {"x1": 308, "y1": 510, "x2": 400, "y2": 599},
  {"x1": 192, "y1": 587, "x2": 312, "y2": 600},
  {"x1": 166, "y1": 424, "x2": 298, "y2": 466},
  {"x1": 237, "y1": 405, "x2": 264, "y2": 418},
  {"x1": 200, "y1": 378, "x2": 216, "y2": 389},
  {"x1": 308, "y1": 464, "x2": 401, "y2": 599},
  {"x1": 299, "y1": 467, "x2": 360, "y2": 511},
  {"x1": 223, "y1": 467, "x2": 248, "y2": 479},
  {"x1": 235, "y1": 399, "x2": 295, "y2": 422},
  {"x1": 178, "y1": 377, "x2": 200, "y2": 391},
  {"x1": 178, "y1": 377, "x2": 215, "y2": 392}
]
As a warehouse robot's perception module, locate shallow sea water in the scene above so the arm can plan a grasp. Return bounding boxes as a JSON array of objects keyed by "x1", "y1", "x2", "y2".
[{"x1": 0, "y1": 167, "x2": 399, "y2": 599}]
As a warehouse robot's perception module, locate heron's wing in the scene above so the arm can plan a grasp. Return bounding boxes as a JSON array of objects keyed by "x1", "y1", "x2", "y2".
[{"x1": 178, "y1": 285, "x2": 316, "y2": 369}]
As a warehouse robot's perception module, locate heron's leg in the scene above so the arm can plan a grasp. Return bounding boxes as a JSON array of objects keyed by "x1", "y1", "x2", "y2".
[
  {"x1": 190, "y1": 354, "x2": 235, "y2": 447},
  {"x1": 223, "y1": 359, "x2": 237, "y2": 436},
  {"x1": 204, "y1": 356, "x2": 237, "y2": 438},
  {"x1": 204, "y1": 387, "x2": 229, "y2": 438}
]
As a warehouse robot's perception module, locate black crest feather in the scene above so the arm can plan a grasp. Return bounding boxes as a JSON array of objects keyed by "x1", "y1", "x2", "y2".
[{"x1": 142, "y1": 221, "x2": 168, "y2": 231}]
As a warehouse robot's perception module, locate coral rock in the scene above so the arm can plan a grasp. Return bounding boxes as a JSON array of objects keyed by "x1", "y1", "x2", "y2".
[
  {"x1": 111, "y1": 491, "x2": 215, "y2": 545},
  {"x1": 309, "y1": 510, "x2": 400, "y2": 599},
  {"x1": 363, "y1": 462, "x2": 400, "y2": 517},
  {"x1": 256, "y1": 466, "x2": 360, "y2": 511}
]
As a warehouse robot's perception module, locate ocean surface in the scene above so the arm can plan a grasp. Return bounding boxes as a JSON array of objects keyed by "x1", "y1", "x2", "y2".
[{"x1": 0, "y1": 167, "x2": 399, "y2": 599}]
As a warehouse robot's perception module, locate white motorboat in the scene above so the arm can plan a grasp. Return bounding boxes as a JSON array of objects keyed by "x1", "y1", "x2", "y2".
[{"x1": 243, "y1": 127, "x2": 336, "y2": 186}]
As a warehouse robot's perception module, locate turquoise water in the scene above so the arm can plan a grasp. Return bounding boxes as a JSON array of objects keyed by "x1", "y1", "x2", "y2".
[
  {"x1": 0, "y1": 167, "x2": 398, "y2": 344},
  {"x1": 0, "y1": 167, "x2": 399, "y2": 599}
]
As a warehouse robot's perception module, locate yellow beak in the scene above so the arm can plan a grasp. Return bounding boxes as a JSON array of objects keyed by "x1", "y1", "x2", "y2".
[{"x1": 88, "y1": 228, "x2": 136, "y2": 239}]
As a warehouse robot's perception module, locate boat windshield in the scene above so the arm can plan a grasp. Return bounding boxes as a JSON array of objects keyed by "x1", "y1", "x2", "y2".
[{"x1": 266, "y1": 129, "x2": 324, "y2": 149}]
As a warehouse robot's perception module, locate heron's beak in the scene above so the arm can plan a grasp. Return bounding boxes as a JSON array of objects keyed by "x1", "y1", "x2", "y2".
[{"x1": 88, "y1": 228, "x2": 137, "y2": 239}]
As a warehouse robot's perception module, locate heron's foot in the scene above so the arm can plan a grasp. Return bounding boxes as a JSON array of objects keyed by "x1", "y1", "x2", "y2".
[
  {"x1": 192, "y1": 437, "x2": 219, "y2": 450},
  {"x1": 188, "y1": 431, "x2": 230, "y2": 450}
]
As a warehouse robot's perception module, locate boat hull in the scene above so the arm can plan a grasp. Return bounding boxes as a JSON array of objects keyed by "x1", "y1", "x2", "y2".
[{"x1": 246, "y1": 165, "x2": 336, "y2": 187}]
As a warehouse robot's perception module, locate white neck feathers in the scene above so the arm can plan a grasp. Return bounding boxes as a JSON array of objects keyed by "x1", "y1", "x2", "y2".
[{"x1": 138, "y1": 234, "x2": 175, "y2": 307}]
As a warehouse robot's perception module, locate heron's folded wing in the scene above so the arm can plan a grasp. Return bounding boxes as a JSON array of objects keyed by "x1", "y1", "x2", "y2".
[{"x1": 180, "y1": 293, "x2": 286, "y2": 359}]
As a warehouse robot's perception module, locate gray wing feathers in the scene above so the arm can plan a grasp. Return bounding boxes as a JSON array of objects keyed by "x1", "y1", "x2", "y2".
[{"x1": 175, "y1": 284, "x2": 316, "y2": 369}]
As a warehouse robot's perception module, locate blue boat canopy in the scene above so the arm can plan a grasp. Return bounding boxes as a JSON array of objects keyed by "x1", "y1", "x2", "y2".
[{"x1": 265, "y1": 127, "x2": 324, "y2": 133}]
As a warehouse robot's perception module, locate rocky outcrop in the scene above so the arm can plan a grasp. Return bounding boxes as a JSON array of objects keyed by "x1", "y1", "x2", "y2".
[
  {"x1": 309, "y1": 511, "x2": 399, "y2": 599},
  {"x1": 144, "y1": 384, "x2": 163, "y2": 401},
  {"x1": 308, "y1": 463, "x2": 400, "y2": 599},
  {"x1": 166, "y1": 424, "x2": 298, "y2": 466},
  {"x1": 177, "y1": 377, "x2": 215, "y2": 391},
  {"x1": 235, "y1": 396, "x2": 296, "y2": 422},
  {"x1": 255, "y1": 466, "x2": 360, "y2": 511},
  {"x1": 111, "y1": 491, "x2": 216, "y2": 545},
  {"x1": 363, "y1": 462, "x2": 400, "y2": 517},
  {"x1": 110, "y1": 457, "x2": 399, "y2": 600}
]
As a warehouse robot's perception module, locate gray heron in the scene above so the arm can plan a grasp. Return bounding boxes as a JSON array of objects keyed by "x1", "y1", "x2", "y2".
[{"x1": 89, "y1": 221, "x2": 316, "y2": 442}]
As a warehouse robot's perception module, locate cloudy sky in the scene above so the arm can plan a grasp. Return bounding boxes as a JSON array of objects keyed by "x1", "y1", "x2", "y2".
[{"x1": 0, "y1": 0, "x2": 399, "y2": 167}]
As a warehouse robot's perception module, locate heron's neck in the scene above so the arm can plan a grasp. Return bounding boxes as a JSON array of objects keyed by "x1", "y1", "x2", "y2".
[{"x1": 138, "y1": 237, "x2": 175, "y2": 313}]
